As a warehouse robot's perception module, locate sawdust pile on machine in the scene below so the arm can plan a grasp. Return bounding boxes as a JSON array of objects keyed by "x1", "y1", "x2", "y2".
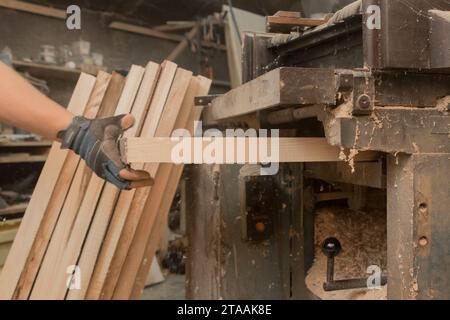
[{"x1": 186, "y1": 0, "x2": 450, "y2": 300}]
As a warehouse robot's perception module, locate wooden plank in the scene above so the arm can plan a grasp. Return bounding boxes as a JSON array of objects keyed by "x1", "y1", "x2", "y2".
[
  {"x1": 206, "y1": 67, "x2": 336, "y2": 121},
  {"x1": 29, "y1": 66, "x2": 144, "y2": 300},
  {"x1": 66, "y1": 62, "x2": 161, "y2": 300},
  {"x1": 0, "y1": 73, "x2": 96, "y2": 300},
  {"x1": 85, "y1": 62, "x2": 178, "y2": 300},
  {"x1": 0, "y1": 0, "x2": 66, "y2": 19},
  {"x1": 122, "y1": 137, "x2": 379, "y2": 164},
  {"x1": 109, "y1": 21, "x2": 226, "y2": 51},
  {"x1": 13, "y1": 73, "x2": 124, "y2": 300},
  {"x1": 100, "y1": 65, "x2": 191, "y2": 300},
  {"x1": 129, "y1": 83, "x2": 210, "y2": 299}
]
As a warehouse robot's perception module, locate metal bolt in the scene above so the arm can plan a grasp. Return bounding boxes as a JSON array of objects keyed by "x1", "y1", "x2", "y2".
[
  {"x1": 356, "y1": 94, "x2": 371, "y2": 110},
  {"x1": 419, "y1": 236, "x2": 428, "y2": 247}
]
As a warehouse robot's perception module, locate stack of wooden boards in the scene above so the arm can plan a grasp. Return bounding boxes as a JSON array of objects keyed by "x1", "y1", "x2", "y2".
[{"x1": 0, "y1": 60, "x2": 211, "y2": 300}]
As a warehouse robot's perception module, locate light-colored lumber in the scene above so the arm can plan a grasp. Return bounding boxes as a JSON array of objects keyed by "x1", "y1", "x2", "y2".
[
  {"x1": 0, "y1": 73, "x2": 96, "y2": 300},
  {"x1": 66, "y1": 62, "x2": 161, "y2": 300},
  {"x1": 121, "y1": 137, "x2": 379, "y2": 164},
  {"x1": 102, "y1": 65, "x2": 192, "y2": 300},
  {"x1": 85, "y1": 61, "x2": 178, "y2": 300},
  {"x1": 115, "y1": 77, "x2": 210, "y2": 299},
  {"x1": 29, "y1": 67, "x2": 144, "y2": 300},
  {"x1": 0, "y1": 0, "x2": 66, "y2": 19}
]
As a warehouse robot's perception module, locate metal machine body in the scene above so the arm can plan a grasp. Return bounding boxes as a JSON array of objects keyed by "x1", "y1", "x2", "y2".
[{"x1": 187, "y1": 0, "x2": 450, "y2": 299}]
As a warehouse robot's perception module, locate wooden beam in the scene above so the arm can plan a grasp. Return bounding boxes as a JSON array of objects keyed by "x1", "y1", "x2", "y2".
[
  {"x1": 0, "y1": 0, "x2": 66, "y2": 19},
  {"x1": 206, "y1": 67, "x2": 336, "y2": 121},
  {"x1": 121, "y1": 137, "x2": 378, "y2": 164},
  {"x1": 109, "y1": 21, "x2": 226, "y2": 51},
  {"x1": 0, "y1": 73, "x2": 96, "y2": 300}
]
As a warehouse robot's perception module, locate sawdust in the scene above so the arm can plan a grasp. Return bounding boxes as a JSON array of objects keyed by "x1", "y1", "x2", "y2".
[
  {"x1": 436, "y1": 96, "x2": 450, "y2": 113},
  {"x1": 306, "y1": 206, "x2": 387, "y2": 300}
]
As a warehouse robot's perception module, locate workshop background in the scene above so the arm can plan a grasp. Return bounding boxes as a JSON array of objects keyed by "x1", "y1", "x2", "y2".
[{"x1": 1, "y1": 0, "x2": 447, "y2": 301}]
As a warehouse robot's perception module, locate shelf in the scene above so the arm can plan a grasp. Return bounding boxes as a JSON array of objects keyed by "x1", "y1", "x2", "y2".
[
  {"x1": 0, "y1": 203, "x2": 28, "y2": 217},
  {"x1": 13, "y1": 60, "x2": 82, "y2": 81},
  {"x1": 0, "y1": 153, "x2": 48, "y2": 164},
  {"x1": 0, "y1": 140, "x2": 52, "y2": 147}
]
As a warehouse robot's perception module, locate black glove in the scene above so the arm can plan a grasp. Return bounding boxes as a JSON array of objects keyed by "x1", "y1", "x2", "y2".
[{"x1": 57, "y1": 115, "x2": 131, "y2": 190}]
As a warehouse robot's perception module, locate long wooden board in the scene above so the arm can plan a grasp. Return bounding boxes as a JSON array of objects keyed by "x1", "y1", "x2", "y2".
[
  {"x1": 121, "y1": 137, "x2": 380, "y2": 164},
  {"x1": 29, "y1": 66, "x2": 145, "y2": 299},
  {"x1": 101, "y1": 65, "x2": 192, "y2": 300},
  {"x1": 85, "y1": 61, "x2": 178, "y2": 300},
  {"x1": 66, "y1": 62, "x2": 161, "y2": 300},
  {"x1": 0, "y1": 73, "x2": 96, "y2": 300}
]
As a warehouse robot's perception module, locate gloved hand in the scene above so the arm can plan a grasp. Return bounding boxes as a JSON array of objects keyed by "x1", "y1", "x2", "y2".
[{"x1": 57, "y1": 114, "x2": 153, "y2": 189}]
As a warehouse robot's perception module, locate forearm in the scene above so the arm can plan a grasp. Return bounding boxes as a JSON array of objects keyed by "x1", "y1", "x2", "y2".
[{"x1": 0, "y1": 62, "x2": 73, "y2": 141}]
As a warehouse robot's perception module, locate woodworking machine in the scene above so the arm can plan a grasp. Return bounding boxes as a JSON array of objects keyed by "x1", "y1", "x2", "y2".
[{"x1": 186, "y1": 0, "x2": 450, "y2": 300}]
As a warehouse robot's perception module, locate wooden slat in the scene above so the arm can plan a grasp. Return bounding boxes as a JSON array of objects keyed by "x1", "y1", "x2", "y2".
[
  {"x1": 130, "y1": 84, "x2": 210, "y2": 299},
  {"x1": 101, "y1": 65, "x2": 192, "y2": 300},
  {"x1": 0, "y1": 0, "x2": 66, "y2": 19},
  {"x1": 66, "y1": 62, "x2": 161, "y2": 300},
  {"x1": 0, "y1": 73, "x2": 96, "y2": 300},
  {"x1": 121, "y1": 137, "x2": 379, "y2": 164},
  {"x1": 84, "y1": 61, "x2": 178, "y2": 300},
  {"x1": 29, "y1": 67, "x2": 144, "y2": 300}
]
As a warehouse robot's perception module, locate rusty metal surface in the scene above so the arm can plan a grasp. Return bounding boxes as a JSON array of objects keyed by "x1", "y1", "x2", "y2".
[
  {"x1": 333, "y1": 107, "x2": 450, "y2": 154},
  {"x1": 387, "y1": 154, "x2": 450, "y2": 299}
]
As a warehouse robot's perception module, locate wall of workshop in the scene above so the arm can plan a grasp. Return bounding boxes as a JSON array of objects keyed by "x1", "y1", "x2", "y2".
[{"x1": 0, "y1": 7, "x2": 229, "y2": 105}]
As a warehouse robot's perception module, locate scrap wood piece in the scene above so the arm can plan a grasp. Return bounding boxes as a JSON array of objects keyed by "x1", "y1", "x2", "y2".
[
  {"x1": 85, "y1": 61, "x2": 178, "y2": 300},
  {"x1": 121, "y1": 137, "x2": 379, "y2": 164},
  {"x1": 30, "y1": 66, "x2": 145, "y2": 300},
  {"x1": 101, "y1": 66, "x2": 193, "y2": 300},
  {"x1": 115, "y1": 77, "x2": 211, "y2": 299},
  {"x1": 0, "y1": 73, "x2": 96, "y2": 300},
  {"x1": 66, "y1": 62, "x2": 161, "y2": 300}
]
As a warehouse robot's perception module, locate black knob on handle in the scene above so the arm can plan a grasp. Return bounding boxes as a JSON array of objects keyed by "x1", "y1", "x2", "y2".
[{"x1": 321, "y1": 237, "x2": 341, "y2": 258}]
